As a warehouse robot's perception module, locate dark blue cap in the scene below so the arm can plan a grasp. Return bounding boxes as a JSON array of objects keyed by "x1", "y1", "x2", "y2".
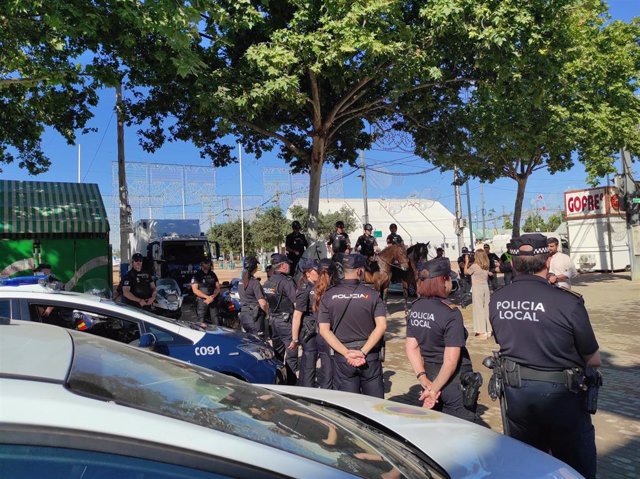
[
  {"x1": 508, "y1": 234, "x2": 549, "y2": 256},
  {"x1": 298, "y1": 258, "x2": 319, "y2": 271},
  {"x1": 318, "y1": 258, "x2": 336, "y2": 273},
  {"x1": 244, "y1": 256, "x2": 260, "y2": 270},
  {"x1": 340, "y1": 253, "x2": 366, "y2": 269},
  {"x1": 418, "y1": 257, "x2": 451, "y2": 278},
  {"x1": 270, "y1": 253, "x2": 292, "y2": 265}
]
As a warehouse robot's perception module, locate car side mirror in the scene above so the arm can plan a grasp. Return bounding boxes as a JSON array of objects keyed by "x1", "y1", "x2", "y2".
[{"x1": 138, "y1": 333, "x2": 157, "y2": 349}]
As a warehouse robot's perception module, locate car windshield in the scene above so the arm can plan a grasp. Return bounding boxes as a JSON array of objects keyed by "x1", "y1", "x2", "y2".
[
  {"x1": 163, "y1": 241, "x2": 209, "y2": 263},
  {"x1": 66, "y1": 333, "x2": 438, "y2": 478},
  {"x1": 106, "y1": 300, "x2": 208, "y2": 331}
]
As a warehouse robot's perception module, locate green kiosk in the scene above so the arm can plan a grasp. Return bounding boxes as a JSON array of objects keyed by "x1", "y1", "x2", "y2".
[{"x1": 0, "y1": 180, "x2": 112, "y2": 292}]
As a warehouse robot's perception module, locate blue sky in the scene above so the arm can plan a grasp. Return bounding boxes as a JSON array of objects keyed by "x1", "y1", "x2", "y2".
[{"x1": 3, "y1": 0, "x2": 639, "y2": 231}]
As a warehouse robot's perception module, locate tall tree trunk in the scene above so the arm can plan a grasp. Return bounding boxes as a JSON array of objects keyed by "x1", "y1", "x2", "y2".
[
  {"x1": 116, "y1": 81, "x2": 130, "y2": 262},
  {"x1": 306, "y1": 136, "x2": 326, "y2": 241},
  {"x1": 512, "y1": 175, "x2": 529, "y2": 237}
]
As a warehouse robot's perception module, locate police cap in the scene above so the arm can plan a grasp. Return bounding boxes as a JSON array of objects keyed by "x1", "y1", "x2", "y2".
[
  {"x1": 318, "y1": 258, "x2": 336, "y2": 274},
  {"x1": 270, "y1": 253, "x2": 292, "y2": 265},
  {"x1": 363, "y1": 223, "x2": 373, "y2": 231},
  {"x1": 244, "y1": 256, "x2": 260, "y2": 271},
  {"x1": 340, "y1": 253, "x2": 366, "y2": 270},
  {"x1": 335, "y1": 220, "x2": 345, "y2": 228},
  {"x1": 131, "y1": 253, "x2": 144, "y2": 262},
  {"x1": 417, "y1": 257, "x2": 451, "y2": 278},
  {"x1": 292, "y1": 220, "x2": 301, "y2": 229},
  {"x1": 508, "y1": 233, "x2": 549, "y2": 256},
  {"x1": 461, "y1": 247, "x2": 469, "y2": 253},
  {"x1": 200, "y1": 257, "x2": 212, "y2": 264},
  {"x1": 298, "y1": 258, "x2": 319, "y2": 271}
]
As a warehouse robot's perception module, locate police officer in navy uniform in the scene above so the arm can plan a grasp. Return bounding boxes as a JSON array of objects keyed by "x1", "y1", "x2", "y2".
[
  {"x1": 285, "y1": 220, "x2": 308, "y2": 274},
  {"x1": 386, "y1": 223, "x2": 404, "y2": 246},
  {"x1": 122, "y1": 252, "x2": 157, "y2": 310},
  {"x1": 191, "y1": 257, "x2": 221, "y2": 325},
  {"x1": 263, "y1": 253, "x2": 298, "y2": 378},
  {"x1": 318, "y1": 253, "x2": 387, "y2": 398},
  {"x1": 354, "y1": 223, "x2": 379, "y2": 266},
  {"x1": 327, "y1": 221, "x2": 351, "y2": 260},
  {"x1": 405, "y1": 257, "x2": 478, "y2": 422},
  {"x1": 490, "y1": 233, "x2": 601, "y2": 479},
  {"x1": 289, "y1": 258, "x2": 320, "y2": 387},
  {"x1": 238, "y1": 256, "x2": 268, "y2": 337}
]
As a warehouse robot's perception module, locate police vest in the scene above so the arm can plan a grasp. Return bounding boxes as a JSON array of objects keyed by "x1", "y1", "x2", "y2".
[
  {"x1": 358, "y1": 236, "x2": 375, "y2": 256},
  {"x1": 331, "y1": 233, "x2": 348, "y2": 253},
  {"x1": 193, "y1": 271, "x2": 217, "y2": 295},
  {"x1": 263, "y1": 275, "x2": 294, "y2": 313}
]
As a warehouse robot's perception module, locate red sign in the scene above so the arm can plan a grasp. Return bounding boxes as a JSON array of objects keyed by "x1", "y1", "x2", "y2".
[{"x1": 564, "y1": 187, "x2": 621, "y2": 219}]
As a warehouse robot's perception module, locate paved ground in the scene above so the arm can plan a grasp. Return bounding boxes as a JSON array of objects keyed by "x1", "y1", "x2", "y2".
[{"x1": 381, "y1": 272, "x2": 640, "y2": 479}]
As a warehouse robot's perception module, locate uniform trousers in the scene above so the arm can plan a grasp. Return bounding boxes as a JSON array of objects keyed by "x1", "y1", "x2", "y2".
[
  {"x1": 271, "y1": 314, "x2": 299, "y2": 380},
  {"x1": 298, "y1": 320, "x2": 319, "y2": 388},
  {"x1": 471, "y1": 282, "x2": 491, "y2": 335},
  {"x1": 424, "y1": 360, "x2": 477, "y2": 422},
  {"x1": 196, "y1": 297, "x2": 219, "y2": 325},
  {"x1": 316, "y1": 334, "x2": 334, "y2": 389},
  {"x1": 333, "y1": 352, "x2": 384, "y2": 398},
  {"x1": 239, "y1": 307, "x2": 266, "y2": 337},
  {"x1": 505, "y1": 380, "x2": 596, "y2": 479}
]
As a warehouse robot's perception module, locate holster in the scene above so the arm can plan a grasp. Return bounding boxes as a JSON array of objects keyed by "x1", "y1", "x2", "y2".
[
  {"x1": 502, "y1": 359, "x2": 522, "y2": 388},
  {"x1": 460, "y1": 371, "x2": 483, "y2": 408},
  {"x1": 270, "y1": 312, "x2": 291, "y2": 322},
  {"x1": 583, "y1": 367, "x2": 603, "y2": 414},
  {"x1": 301, "y1": 318, "x2": 317, "y2": 342}
]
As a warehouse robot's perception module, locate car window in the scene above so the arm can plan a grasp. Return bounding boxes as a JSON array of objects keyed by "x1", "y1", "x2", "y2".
[
  {"x1": 0, "y1": 444, "x2": 232, "y2": 479},
  {"x1": 66, "y1": 332, "x2": 437, "y2": 479},
  {"x1": 0, "y1": 299, "x2": 13, "y2": 319},
  {"x1": 27, "y1": 303, "x2": 141, "y2": 344},
  {"x1": 142, "y1": 322, "x2": 191, "y2": 345}
]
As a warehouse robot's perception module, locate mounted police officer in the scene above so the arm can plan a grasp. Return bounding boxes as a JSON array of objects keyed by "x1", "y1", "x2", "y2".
[
  {"x1": 354, "y1": 223, "x2": 379, "y2": 268},
  {"x1": 386, "y1": 223, "x2": 404, "y2": 246},
  {"x1": 327, "y1": 220, "x2": 351, "y2": 260},
  {"x1": 318, "y1": 253, "x2": 387, "y2": 398},
  {"x1": 191, "y1": 257, "x2": 221, "y2": 325},
  {"x1": 406, "y1": 257, "x2": 480, "y2": 422},
  {"x1": 489, "y1": 233, "x2": 601, "y2": 479},
  {"x1": 285, "y1": 220, "x2": 308, "y2": 274},
  {"x1": 122, "y1": 252, "x2": 156, "y2": 310},
  {"x1": 263, "y1": 253, "x2": 298, "y2": 380}
]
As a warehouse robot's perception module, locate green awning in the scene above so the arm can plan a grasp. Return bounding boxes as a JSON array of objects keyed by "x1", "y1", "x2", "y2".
[{"x1": 0, "y1": 180, "x2": 110, "y2": 237}]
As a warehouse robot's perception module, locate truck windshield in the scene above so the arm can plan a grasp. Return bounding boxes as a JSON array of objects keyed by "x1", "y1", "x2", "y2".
[{"x1": 163, "y1": 241, "x2": 209, "y2": 263}]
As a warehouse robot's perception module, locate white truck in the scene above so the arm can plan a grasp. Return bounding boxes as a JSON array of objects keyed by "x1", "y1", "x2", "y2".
[{"x1": 129, "y1": 219, "x2": 219, "y2": 293}]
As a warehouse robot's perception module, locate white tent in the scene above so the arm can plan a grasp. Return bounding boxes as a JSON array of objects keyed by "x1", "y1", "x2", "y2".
[{"x1": 290, "y1": 197, "x2": 461, "y2": 258}]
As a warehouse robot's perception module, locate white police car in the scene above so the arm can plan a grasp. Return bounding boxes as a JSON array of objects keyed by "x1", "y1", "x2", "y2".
[
  {"x1": 0, "y1": 319, "x2": 583, "y2": 479},
  {"x1": 0, "y1": 277, "x2": 283, "y2": 384}
]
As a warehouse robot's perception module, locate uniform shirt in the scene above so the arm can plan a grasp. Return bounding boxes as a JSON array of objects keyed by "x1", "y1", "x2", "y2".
[
  {"x1": 457, "y1": 253, "x2": 474, "y2": 278},
  {"x1": 406, "y1": 297, "x2": 471, "y2": 365},
  {"x1": 294, "y1": 280, "x2": 316, "y2": 318},
  {"x1": 499, "y1": 252, "x2": 512, "y2": 273},
  {"x1": 549, "y1": 252, "x2": 577, "y2": 289},
  {"x1": 328, "y1": 232, "x2": 351, "y2": 254},
  {"x1": 263, "y1": 272, "x2": 296, "y2": 313},
  {"x1": 487, "y1": 252, "x2": 500, "y2": 271},
  {"x1": 355, "y1": 234, "x2": 378, "y2": 258},
  {"x1": 191, "y1": 269, "x2": 219, "y2": 296},
  {"x1": 285, "y1": 231, "x2": 308, "y2": 260},
  {"x1": 490, "y1": 274, "x2": 599, "y2": 370},
  {"x1": 318, "y1": 279, "x2": 386, "y2": 343},
  {"x1": 386, "y1": 232, "x2": 403, "y2": 245},
  {"x1": 122, "y1": 269, "x2": 154, "y2": 300},
  {"x1": 238, "y1": 276, "x2": 265, "y2": 308}
]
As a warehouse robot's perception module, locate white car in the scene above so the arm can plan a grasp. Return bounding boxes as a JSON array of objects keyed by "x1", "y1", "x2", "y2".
[{"x1": 0, "y1": 319, "x2": 583, "y2": 478}]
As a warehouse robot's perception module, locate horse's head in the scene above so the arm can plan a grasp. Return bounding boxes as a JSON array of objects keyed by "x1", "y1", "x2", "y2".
[{"x1": 389, "y1": 244, "x2": 411, "y2": 271}]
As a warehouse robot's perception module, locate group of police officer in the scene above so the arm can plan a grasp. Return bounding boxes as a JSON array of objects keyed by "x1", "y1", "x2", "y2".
[{"x1": 126, "y1": 222, "x2": 601, "y2": 478}]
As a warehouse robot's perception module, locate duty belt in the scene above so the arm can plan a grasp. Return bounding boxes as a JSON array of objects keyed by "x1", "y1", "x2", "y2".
[{"x1": 519, "y1": 365, "x2": 567, "y2": 384}]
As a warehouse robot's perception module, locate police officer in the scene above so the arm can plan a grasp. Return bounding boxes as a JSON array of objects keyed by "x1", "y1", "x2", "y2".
[
  {"x1": 263, "y1": 253, "x2": 298, "y2": 378},
  {"x1": 285, "y1": 220, "x2": 308, "y2": 274},
  {"x1": 405, "y1": 257, "x2": 478, "y2": 422},
  {"x1": 122, "y1": 252, "x2": 156, "y2": 310},
  {"x1": 313, "y1": 258, "x2": 339, "y2": 389},
  {"x1": 386, "y1": 223, "x2": 404, "y2": 246},
  {"x1": 327, "y1": 221, "x2": 351, "y2": 259},
  {"x1": 354, "y1": 223, "x2": 379, "y2": 263},
  {"x1": 484, "y1": 243, "x2": 501, "y2": 291},
  {"x1": 499, "y1": 250, "x2": 513, "y2": 285},
  {"x1": 489, "y1": 233, "x2": 601, "y2": 479},
  {"x1": 290, "y1": 258, "x2": 320, "y2": 387},
  {"x1": 238, "y1": 256, "x2": 268, "y2": 337},
  {"x1": 456, "y1": 247, "x2": 474, "y2": 294},
  {"x1": 191, "y1": 257, "x2": 221, "y2": 325},
  {"x1": 318, "y1": 253, "x2": 387, "y2": 398},
  {"x1": 435, "y1": 247, "x2": 445, "y2": 258}
]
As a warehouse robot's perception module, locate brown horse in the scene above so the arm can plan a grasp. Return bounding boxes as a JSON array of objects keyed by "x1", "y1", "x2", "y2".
[{"x1": 363, "y1": 244, "x2": 411, "y2": 306}]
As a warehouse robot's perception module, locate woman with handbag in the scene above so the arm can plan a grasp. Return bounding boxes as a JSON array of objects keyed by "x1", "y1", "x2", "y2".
[
  {"x1": 405, "y1": 257, "x2": 479, "y2": 422},
  {"x1": 289, "y1": 258, "x2": 320, "y2": 387},
  {"x1": 239, "y1": 256, "x2": 268, "y2": 337}
]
